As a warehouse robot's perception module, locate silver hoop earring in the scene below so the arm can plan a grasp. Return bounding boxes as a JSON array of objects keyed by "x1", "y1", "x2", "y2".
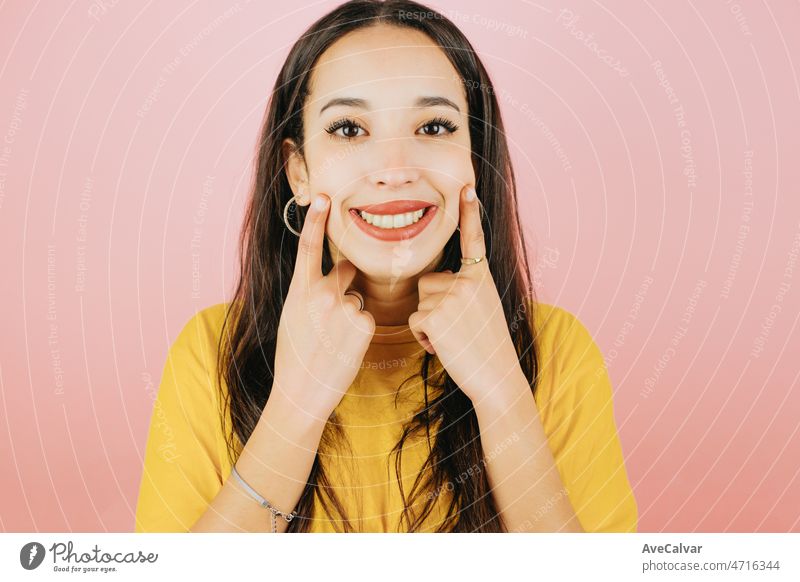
[{"x1": 283, "y1": 196, "x2": 302, "y2": 237}]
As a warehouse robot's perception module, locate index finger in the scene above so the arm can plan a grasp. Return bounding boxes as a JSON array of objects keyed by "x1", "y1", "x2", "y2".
[
  {"x1": 293, "y1": 193, "x2": 329, "y2": 284},
  {"x1": 458, "y1": 185, "x2": 486, "y2": 265}
]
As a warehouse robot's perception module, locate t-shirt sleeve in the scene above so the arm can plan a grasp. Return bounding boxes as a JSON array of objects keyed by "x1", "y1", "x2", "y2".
[
  {"x1": 534, "y1": 304, "x2": 638, "y2": 532},
  {"x1": 134, "y1": 307, "x2": 230, "y2": 532}
]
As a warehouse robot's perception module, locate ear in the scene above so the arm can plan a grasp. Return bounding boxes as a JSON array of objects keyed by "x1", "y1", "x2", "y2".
[{"x1": 282, "y1": 138, "x2": 310, "y2": 205}]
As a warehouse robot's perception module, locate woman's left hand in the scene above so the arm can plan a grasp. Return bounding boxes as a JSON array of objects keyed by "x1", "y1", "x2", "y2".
[{"x1": 408, "y1": 184, "x2": 526, "y2": 405}]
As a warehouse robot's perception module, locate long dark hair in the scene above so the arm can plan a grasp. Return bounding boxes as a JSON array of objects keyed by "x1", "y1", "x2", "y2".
[{"x1": 216, "y1": 0, "x2": 540, "y2": 532}]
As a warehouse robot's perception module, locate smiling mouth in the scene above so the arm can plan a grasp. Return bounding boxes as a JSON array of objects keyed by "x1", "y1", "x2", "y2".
[
  {"x1": 348, "y1": 203, "x2": 438, "y2": 241},
  {"x1": 352, "y1": 205, "x2": 434, "y2": 229}
]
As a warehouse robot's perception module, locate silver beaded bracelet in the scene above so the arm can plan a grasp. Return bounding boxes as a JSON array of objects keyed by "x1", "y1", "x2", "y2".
[{"x1": 230, "y1": 464, "x2": 298, "y2": 533}]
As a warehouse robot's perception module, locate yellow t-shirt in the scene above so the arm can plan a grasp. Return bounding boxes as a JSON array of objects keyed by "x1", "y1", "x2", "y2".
[{"x1": 134, "y1": 301, "x2": 638, "y2": 533}]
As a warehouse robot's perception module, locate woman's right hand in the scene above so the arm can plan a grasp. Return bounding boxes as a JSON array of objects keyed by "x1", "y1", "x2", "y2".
[{"x1": 271, "y1": 193, "x2": 375, "y2": 421}]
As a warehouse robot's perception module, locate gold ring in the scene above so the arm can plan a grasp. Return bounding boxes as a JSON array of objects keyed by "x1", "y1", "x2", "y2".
[{"x1": 460, "y1": 256, "x2": 485, "y2": 266}]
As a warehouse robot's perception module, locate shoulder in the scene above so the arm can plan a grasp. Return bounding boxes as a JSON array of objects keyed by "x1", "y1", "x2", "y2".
[
  {"x1": 160, "y1": 301, "x2": 236, "y2": 413},
  {"x1": 135, "y1": 302, "x2": 237, "y2": 532},
  {"x1": 530, "y1": 301, "x2": 583, "y2": 333},
  {"x1": 528, "y1": 300, "x2": 612, "y2": 422},
  {"x1": 531, "y1": 301, "x2": 597, "y2": 343},
  {"x1": 530, "y1": 301, "x2": 606, "y2": 378},
  {"x1": 173, "y1": 302, "x2": 232, "y2": 348},
  {"x1": 166, "y1": 302, "x2": 234, "y2": 367},
  {"x1": 528, "y1": 302, "x2": 638, "y2": 532}
]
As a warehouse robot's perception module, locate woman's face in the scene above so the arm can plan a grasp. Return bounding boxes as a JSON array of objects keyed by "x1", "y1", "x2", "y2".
[{"x1": 285, "y1": 24, "x2": 475, "y2": 280}]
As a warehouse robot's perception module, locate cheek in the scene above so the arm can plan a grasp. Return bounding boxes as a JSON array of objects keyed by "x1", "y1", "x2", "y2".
[
  {"x1": 304, "y1": 143, "x2": 368, "y2": 203},
  {"x1": 424, "y1": 147, "x2": 475, "y2": 224},
  {"x1": 305, "y1": 149, "x2": 349, "y2": 189},
  {"x1": 426, "y1": 147, "x2": 475, "y2": 187}
]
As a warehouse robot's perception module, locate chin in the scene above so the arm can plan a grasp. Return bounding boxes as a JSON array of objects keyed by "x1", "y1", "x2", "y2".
[{"x1": 346, "y1": 254, "x2": 437, "y2": 281}]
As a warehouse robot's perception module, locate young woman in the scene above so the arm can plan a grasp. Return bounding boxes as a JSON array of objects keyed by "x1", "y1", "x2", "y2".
[{"x1": 134, "y1": 0, "x2": 637, "y2": 533}]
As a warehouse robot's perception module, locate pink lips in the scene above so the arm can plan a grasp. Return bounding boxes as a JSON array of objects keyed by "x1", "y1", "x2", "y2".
[{"x1": 349, "y1": 204, "x2": 438, "y2": 242}]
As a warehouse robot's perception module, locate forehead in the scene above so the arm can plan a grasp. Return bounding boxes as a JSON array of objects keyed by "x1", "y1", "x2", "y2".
[{"x1": 307, "y1": 24, "x2": 467, "y2": 112}]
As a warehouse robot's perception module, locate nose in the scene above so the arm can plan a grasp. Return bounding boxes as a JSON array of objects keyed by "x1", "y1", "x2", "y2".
[{"x1": 366, "y1": 139, "x2": 421, "y2": 189}]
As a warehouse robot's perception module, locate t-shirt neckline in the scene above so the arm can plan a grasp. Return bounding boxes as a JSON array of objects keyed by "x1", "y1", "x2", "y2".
[{"x1": 371, "y1": 322, "x2": 417, "y2": 344}]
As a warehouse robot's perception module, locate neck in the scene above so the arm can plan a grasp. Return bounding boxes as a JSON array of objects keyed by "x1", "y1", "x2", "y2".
[
  {"x1": 350, "y1": 270, "x2": 421, "y2": 326},
  {"x1": 328, "y1": 240, "x2": 444, "y2": 326},
  {"x1": 338, "y1": 250, "x2": 444, "y2": 327}
]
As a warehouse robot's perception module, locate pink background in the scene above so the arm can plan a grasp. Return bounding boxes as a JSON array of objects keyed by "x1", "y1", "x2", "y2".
[{"x1": 1, "y1": 0, "x2": 799, "y2": 532}]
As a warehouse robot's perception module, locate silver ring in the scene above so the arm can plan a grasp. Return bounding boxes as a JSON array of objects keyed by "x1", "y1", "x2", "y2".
[{"x1": 343, "y1": 289, "x2": 364, "y2": 311}]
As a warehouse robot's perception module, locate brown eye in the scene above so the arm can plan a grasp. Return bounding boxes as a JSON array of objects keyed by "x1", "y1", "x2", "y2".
[
  {"x1": 420, "y1": 123, "x2": 444, "y2": 136},
  {"x1": 340, "y1": 123, "x2": 362, "y2": 138},
  {"x1": 417, "y1": 116, "x2": 459, "y2": 137},
  {"x1": 325, "y1": 118, "x2": 366, "y2": 140}
]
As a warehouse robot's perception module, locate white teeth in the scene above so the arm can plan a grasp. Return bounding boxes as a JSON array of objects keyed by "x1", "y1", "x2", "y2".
[{"x1": 358, "y1": 208, "x2": 425, "y2": 229}]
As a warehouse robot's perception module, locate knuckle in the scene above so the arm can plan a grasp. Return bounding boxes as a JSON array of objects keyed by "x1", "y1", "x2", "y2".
[
  {"x1": 428, "y1": 308, "x2": 444, "y2": 323},
  {"x1": 342, "y1": 298, "x2": 359, "y2": 314},
  {"x1": 360, "y1": 312, "x2": 376, "y2": 332},
  {"x1": 316, "y1": 287, "x2": 336, "y2": 308},
  {"x1": 453, "y1": 279, "x2": 472, "y2": 295}
]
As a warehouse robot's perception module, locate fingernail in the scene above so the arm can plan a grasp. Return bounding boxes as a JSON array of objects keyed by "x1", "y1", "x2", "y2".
[
  {"x1": 466, "y1": 187, "x2": 476, "y2": 202},
  {"x1": 313, "y1": 195, "x2": 327, "y2": 210}
]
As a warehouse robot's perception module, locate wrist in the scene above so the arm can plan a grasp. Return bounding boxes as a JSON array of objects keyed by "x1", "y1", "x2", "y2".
[
  {"x1": 471, "y1": 368, "x2": 535, "y2": 420},
  {"x1": 260, "y1": 391, "x2": 331, "y2": 440}
]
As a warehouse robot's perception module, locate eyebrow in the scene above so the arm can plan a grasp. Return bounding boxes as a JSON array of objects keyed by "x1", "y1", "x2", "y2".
[{"x1": 318, "y1": 95, "x2": 461, "y2": 115}]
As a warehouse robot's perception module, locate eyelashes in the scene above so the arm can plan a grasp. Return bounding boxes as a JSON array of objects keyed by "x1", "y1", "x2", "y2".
[
  {"x1": 324, "y1": 117, "x2": 365, "y2": 139},
  {"x1": 421, "y1": 116, "x2": 460, "y2": 135},
  {"x1": 324, "y1": 116, "x2": 460, "y2": 140}
]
